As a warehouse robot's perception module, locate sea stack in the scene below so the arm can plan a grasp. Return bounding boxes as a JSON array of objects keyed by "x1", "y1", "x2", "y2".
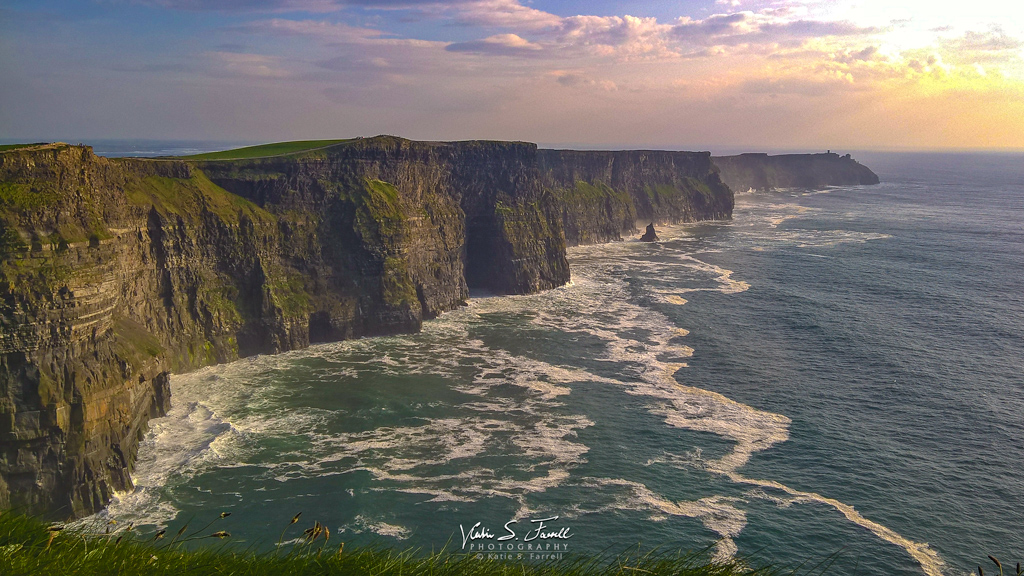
[{"x1": 640, "y1": 223, "x2": 659, "y2": 242}]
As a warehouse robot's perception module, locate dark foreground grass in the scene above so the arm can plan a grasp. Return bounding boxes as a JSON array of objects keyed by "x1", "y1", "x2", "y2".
[
  {"x1": 0, "y1": 512, "x2": 790, "y2": 576},
  {"x1": 182, "y1": 139, "x2": 354, "y2": 160}
]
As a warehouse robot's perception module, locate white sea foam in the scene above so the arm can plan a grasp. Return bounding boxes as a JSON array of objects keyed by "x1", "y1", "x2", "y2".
[
  {"x1": 345, "y1": 515, "x2": 411, "y2": 540},
  {"x1": 554, "y1": 230, "x2": 944, "y2": 573},
  {"x1": 102, "y1": 203, "x2": 945, "y2": 575},
  {"x1": 71, "y1": 395, "x2": 256, "y2": 532},
  {"x1": 571, "y1": 476, "x2": 746, "y2": 562},
  {"x1": 731, "y1": 194, "x2": 894, "y2": 253},
  {"x1": 723, "y1": 471, "x2": 948, "y2": 576}
]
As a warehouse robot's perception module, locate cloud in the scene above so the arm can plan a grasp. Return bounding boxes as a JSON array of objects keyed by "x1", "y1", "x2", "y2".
[
  {"x1": 945, "y1": 27, "x2": 1023, "y2": 53},
  {"x1": 672, "y1": 12, "x2": 751, "y2": 41},
  {"x1": 445, "y1": 0, "x2": 561, "y2": 29},
  {"x1": 551, "y1": 15, "x2": 677, "y2": 60},
  {"x1": 549, "y1": 71, "x2": 617, "y2": 91},
  {"x1": 127, "y1": 0, "x2": 1024, "y2": 147},
  {"x1": 207, "y1": 51, "x2": 292, "y2": 77},
  {"x1": 110, "y1": 62, "x2": 196, "y2": 73},
  {"x1": 231, "y1": 18, "x2": 387, "y2": 42},
  {"x1": 832, "y1": 45, "x2": 880, "y2": 63},
  {"x1": 134, "y1": 0, "x2": 557, "y2": 22},
  {"x1": 446, "y1": 33, "x2": 543, "y2": 55},
  {"x1": 905, "y1": 53, "x2": 949, "y2": 75},
  {"x1": 672, "y1": 11, "x2": 878, "y2": 48},
  {"x1": 134, "y1": 0, "x2": 348, "y2": 12}
]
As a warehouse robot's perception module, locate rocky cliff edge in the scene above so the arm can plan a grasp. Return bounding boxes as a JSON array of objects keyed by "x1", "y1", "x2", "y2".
[{"x1": 0, "y1": 137, "x2": 733, "y2": 518}]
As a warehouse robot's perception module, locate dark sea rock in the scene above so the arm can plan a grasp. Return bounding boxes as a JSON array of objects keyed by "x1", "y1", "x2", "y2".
[{"x1": 640, "y1": 223, "x2": 659, "y2": 242}]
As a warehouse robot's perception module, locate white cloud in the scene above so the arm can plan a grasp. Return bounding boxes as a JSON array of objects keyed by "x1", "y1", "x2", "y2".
[
  {"x1": 447, "y1": 33, "x2": 543, "y2": 55},
  {"x1": 553, "y1": 15, "x2": 677, "y2": 59},
  {"x1": 447, "y1": 0, "x2": 561, "y2": 30}
]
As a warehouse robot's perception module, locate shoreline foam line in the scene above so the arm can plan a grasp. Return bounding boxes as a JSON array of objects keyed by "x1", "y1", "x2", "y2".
[
  {"x1": 651, "y1": 364, "x2": 946, "y2": 576},
  {"x1": 720, "y1": 470, "x2": 948, "y2": 576},
  {"x1": 555, "y1": 235, "x2": 945, "y2": 574}
]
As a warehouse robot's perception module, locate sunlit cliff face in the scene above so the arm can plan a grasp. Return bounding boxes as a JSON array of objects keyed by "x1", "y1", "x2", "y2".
[{"x1": 1, "y1": 0, "x2": 1021, "y2": 149}]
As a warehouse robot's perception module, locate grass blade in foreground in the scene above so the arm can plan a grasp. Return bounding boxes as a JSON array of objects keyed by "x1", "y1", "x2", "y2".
[{"x1": 0, "y1": 512, "x2": 784, "y2": 576}]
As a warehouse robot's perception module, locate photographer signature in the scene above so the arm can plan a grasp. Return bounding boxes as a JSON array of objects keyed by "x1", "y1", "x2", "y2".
[{"x1": 460, "y1": 516, "x2": 573, "y2": 549}]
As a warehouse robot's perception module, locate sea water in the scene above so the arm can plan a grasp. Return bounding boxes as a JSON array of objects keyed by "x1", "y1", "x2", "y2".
[{"x1": 76, "y1": 152, "x2": 1024, "y2": 576}]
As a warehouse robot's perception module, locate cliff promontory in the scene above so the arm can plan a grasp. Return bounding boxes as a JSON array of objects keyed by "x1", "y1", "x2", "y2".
[
  {"x1": 713, "y1": 152, "x2": 879, "y2": 192},
  {"x1": 0, "y1": 137, "x2": 734, "y2": 518}
]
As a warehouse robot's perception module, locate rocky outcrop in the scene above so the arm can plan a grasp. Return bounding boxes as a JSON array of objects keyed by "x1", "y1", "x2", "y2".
[
  {"x1": 537, "y1": 149, "x2": 733, "y2": 246},
  {"x1": 0, "y1": 137, "x2": 737, "y2": 519},
  {"x1": 713, "y1": 152, "x2": 880, "y2": 192},
  {"x1": 640, "y1": 223, "x2": 659, "y2": 242}
]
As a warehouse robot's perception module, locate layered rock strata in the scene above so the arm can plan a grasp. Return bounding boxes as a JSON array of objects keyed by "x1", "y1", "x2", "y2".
[
  {"x1": 538, "y1": 149, "x2": 733, "y2": 246},
  {"x1": 0, "y1": 137, "x2": 734, "y2": 518}
]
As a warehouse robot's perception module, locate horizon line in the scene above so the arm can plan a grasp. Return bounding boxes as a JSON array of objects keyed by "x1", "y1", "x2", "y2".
[{"x1": 3, "y1": 137, "x2": 1024, "y2": 156}]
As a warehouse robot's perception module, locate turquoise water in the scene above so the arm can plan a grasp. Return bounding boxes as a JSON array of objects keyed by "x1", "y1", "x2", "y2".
[{"x1": 79, "y1": 152, "x2": 1024, "y2": 575}]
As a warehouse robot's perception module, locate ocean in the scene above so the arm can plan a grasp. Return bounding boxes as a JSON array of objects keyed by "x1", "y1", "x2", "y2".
[{"x1": 75, "y1": 151, "x2": 1024, "y2": 576}]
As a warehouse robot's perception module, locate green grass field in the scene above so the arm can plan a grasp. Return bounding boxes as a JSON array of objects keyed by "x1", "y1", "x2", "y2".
[
  {"x1": 0, "y1": 143, "x2": 48, "y2": 152},
  {"x1": 0, "y1": 512, "x2": 791, "y2": 576},
  {"x1": 183, "y1": 139, "x2": 355, "y2": 160}
]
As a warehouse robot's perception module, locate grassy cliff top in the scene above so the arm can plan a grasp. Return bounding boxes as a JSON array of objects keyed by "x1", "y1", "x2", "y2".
[
  {"x1": 180, "y1": 136, "x2": 540, "y2": 166},
  {"x1": 181, "y1": 139, "x2": 359, "y2": 160},
  {"x1": 0, "y1": 142, "x2": 69, "y2": 154}
]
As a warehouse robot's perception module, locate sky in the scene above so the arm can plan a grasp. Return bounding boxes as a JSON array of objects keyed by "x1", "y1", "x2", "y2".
[{"x1": 1, "y1": 0, "x2": 1022, "y2": 151}]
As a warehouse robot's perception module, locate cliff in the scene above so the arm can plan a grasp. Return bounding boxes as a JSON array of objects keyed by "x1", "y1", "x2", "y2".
[
  {"x1": 712, "y1": 152, "x2": 879, "y2": 192},
  {"x1": 538, "y1": 149, "x2": 733, "y2": 246},
  {"x1": 0, "y1": 138, "x2": 564, "y2": 518},
  {"x1": 0, "y1": 137, "x2": 732, "y2": 519}
]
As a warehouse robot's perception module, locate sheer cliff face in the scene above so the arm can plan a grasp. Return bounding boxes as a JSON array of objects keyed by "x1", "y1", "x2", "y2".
[
  {"x1": 448, "y1": 143, "x2": 569, "y2": 294},
  {"x1": 713, "y1": 152, "x2": 880, "y2": 192},
  {"x1": 198, "y1": 138, "x2": 569, "y2": 297},
  {"x1": 538, "y1": 150, "x2": 734, "y2": 246},
  {"x1": 0, "y1": 139, "x2": 571, "y2": 517},
  {"x1": 0, "y1": 146, "x2": 175, "y2": 517},
  {"x1": 0, "y1": 137, "x2": 732, "y2": 518}
]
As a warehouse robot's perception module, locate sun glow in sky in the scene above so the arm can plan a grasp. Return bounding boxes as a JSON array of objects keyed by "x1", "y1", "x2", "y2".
[{"x1": 1, "y1": 0, "x2": 1022, "y2": 150}]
